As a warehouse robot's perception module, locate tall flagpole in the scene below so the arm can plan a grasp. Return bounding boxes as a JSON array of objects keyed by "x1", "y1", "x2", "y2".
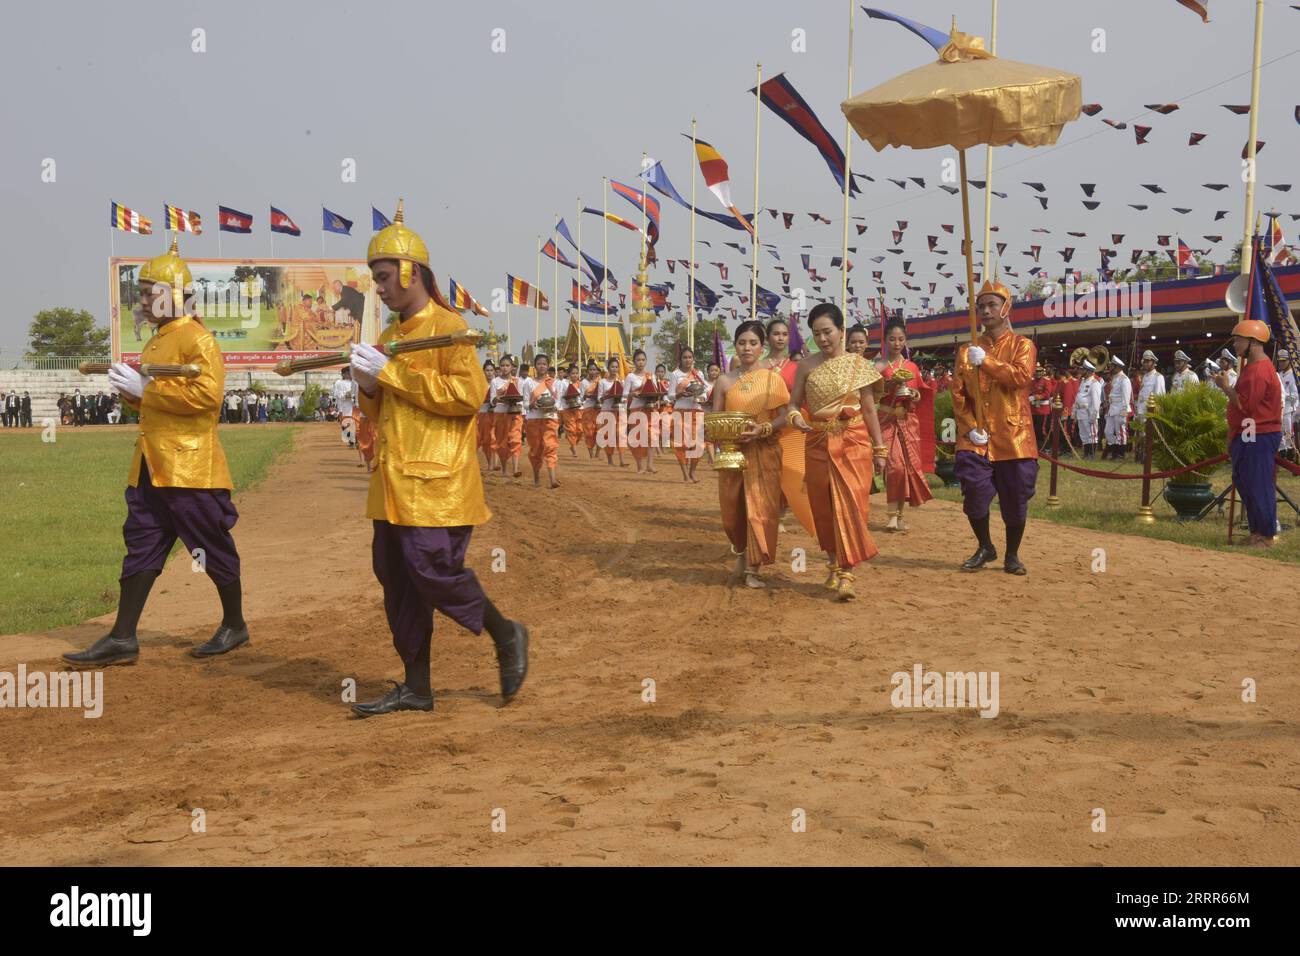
[
  {"x1": 577, "y1": 197, "x2": 586, "y2": 361},
  {"x1": 751, "y1": 62, "x2": 762, "y2": 323},
  {"x1": 982, "y1": 0, "x2": 999, "y2": 285},
  {"x1": 840, "y1": 1, "x2": 854, "y2": 313},
  {"x1": 689, "y1": 119, "x2": 698, "y2": 351},
  {"x1": 604, "y1": 176, "x2": 611, "y2": 351},
  {"x1": 535, "y1": 235, "x2": 541, "y2": 354},
  {"x1": 553, "y1": 215, "x2": 559, "y2": 364},
  {"x1": 1241, "y1": 0, "x2": 1265, "y2": 279}
]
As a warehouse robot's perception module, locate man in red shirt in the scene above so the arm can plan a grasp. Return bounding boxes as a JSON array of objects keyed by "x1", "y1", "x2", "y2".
[{"x1": 1211, "y1": 318, "x2": 1283, "y2": 546}]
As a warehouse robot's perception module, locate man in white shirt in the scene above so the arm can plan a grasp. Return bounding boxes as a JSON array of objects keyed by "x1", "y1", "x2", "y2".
[
  {"x1": 1171, "y1": 350, "x2": 1199, "y2": 392},
  {"x1": 225, "y1": 390, "x2": 239, "y2": 423},
  {"x1": 1132, "y1": 349, "x2": 1166, "y2": 460},
  {"x1": 1278, "y1": 349, "x2": 1299, "y2": 455},
  {"x1": 1103, "y1": 356, "x2": 1132, "y2": 460},
  {"x1": 1213, "y1": 350, "x2": 1238, "y2": 393},
  {"x1": 331, "y1": 367, "x2": 358, "y2": 446},
  {"x1": 1072, "y1": 359, "x2": 1102, "y2": 458},
  {"x1": 521, "y1": 353, "x2": 563, "y2": 488}
]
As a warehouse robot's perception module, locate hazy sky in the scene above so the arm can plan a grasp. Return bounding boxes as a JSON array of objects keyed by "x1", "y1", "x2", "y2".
[{"x1": 2, "y1": 0, "x2": 1298, "y2": 359}]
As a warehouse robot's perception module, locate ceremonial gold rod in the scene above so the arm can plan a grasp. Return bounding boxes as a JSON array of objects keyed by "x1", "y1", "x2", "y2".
[
  {"x1": 79, "y1": 361, "x2": 200, "y2": 378},
  {"x1": 273, "y1": 328, "x2": 484, "y2": 377}
]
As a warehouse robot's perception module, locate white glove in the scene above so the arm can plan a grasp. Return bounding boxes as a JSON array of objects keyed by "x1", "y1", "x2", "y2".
[
  {"x1": 966, "y1": 346, "x2": 987, "y2": 367},
  {"x1": 967, "y1": 428, "x2": 990, "y2": 446},
  {"x1": 107, "y1": 362, "x2": 150, "y2": 399},
  {"x1": 350, "y1": 343, "x2": 388, "y2": 393}
]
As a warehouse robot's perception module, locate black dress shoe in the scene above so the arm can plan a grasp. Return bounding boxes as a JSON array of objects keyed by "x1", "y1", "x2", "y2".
[
  {"x1": 191, "y1": 624, "x2": 250, "y2": 658},
  {"x1": 1004, "y1": 556, "x2": 1028, "y2": 575},
  {"x1": 63, "y1": 634, "x2": 139, "y2": 668},
  {"x1": 960, "y1": 546, "x2": 998, "y2": 571},
  {"x1": 351, "y1": 681, "x2": 434, "y2": 718},
  {"x1": 493, "y1": 622, "x2": 529, "y2": 701}
]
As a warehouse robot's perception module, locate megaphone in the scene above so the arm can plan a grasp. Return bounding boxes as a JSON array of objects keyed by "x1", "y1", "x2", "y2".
[{"x1": 1225, "y1": 273, "x2": 1249, "y2": 314}]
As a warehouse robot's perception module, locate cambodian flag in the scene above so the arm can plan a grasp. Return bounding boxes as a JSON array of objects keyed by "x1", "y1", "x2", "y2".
[
  {"x1": 542, "y1": 238, "x2": 578, "y2": 269},
  {"x1": 608, "y1": 180, "x2": 660, "y2": 247},
  {"x1": 270, "y1": 206, "x2": 300, "y2": 236},
  {"x1": 751, "y1": 73, "x2": 858, "y2": 196},
  {"x1": 218, "y1": 205, "x2": 252, "y2": 234}
]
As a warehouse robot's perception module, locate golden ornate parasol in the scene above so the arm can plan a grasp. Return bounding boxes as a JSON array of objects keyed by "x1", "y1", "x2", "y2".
[{"x1": 841, "y1": 19, "x2": 1081, "y2": 342}]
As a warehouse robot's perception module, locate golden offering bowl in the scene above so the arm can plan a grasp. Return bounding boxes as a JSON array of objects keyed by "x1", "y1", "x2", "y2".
[{"x1": 703, "y1": 411, "x2": 756, "y2": 471}]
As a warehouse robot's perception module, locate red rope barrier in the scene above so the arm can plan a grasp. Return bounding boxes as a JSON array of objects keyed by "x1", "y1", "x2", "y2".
[
  {"x1": 1035, "y1": 450, "x2": 1230, "y2": 481},
  {"x1": 1276, "y1": 454, "x2": 1300, "y2": 477}
]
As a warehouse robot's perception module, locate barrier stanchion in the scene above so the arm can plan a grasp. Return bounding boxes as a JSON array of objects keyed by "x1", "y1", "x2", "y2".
[
  {"x1": 1136, "y1": 395, "x2": 1156, "y2": 524},
  {"x1": 1046, "y1": 397, "x2": 1062, "y2": 509}
]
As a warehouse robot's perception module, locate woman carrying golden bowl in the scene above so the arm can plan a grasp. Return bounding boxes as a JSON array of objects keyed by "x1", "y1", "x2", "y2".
[
  {"x1": 710, "y1": 320, "x2": 790, "y2": 589},
  {"x1": 788, "y1": 304, "x2": 887, "y2": 601},
  {"x1": 877, "y1": 316, "x2": 933, "y2": 532}
]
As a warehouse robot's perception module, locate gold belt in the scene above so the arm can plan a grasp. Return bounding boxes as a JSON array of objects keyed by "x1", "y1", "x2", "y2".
[{"x1": 810, "y1": 413, "x2": 863, "y2": 435}]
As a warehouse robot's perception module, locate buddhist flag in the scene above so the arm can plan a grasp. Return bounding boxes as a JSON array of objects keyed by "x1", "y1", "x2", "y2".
[
  {"x1": 448, "y1": 278, "x2": 490, "y2": 317},
  {"x1": 218, "y1": 205, "x2": 252, "y2": 234},
  {"x1": 691, "y1": 137, "x2": 755, "y2": 237},
  {"x1": 751, "y1": 73, "x2": 858, "y2": 196},
  {"x1": 507, "y1": 275, "x2": 548, "y2": 310},
  {"x1": 323, "y1": 207, "x2": 353, "y2": 235},
  {"x1": 583, "y1": 206, "x2": 641, "y2": 234},
  {"x1": 270, "y1": 206, "x2": 300, "y2": 236},
  {"x1": 110, "y1": 202, "x2": 152, "y2": 235},
  {"x1": 164, "y1": 204, "x2": 202, "y2": 234}
]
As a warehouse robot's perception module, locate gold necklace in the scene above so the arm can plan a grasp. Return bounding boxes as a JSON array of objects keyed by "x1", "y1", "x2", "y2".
[{"x1": 738, "y1": 368, "x2": 756, "y2": 392}]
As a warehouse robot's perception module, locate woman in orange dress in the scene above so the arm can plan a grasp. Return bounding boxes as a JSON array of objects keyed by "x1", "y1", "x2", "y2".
[
  {"x1": 788, "y1": 304, "x2": 888, "y2": 602},
  {"x1": 597, "y1": 356, "x2": 628, "y2": 467},
  {"x1": 478, "y1": 359, "x2": 496, "y2": 471},
  {"x1": 580, "y1": 361, "x2": 602, "y2": 458},
  {"x1": 558, "y1": 362, "x2": 585, "y2": 457},
  {"x1": 623, "y1": 349, "x2": 658, "y2": 474},
  {"x1": 877, "y1": 316, "x2": 933, "y2": 532},
  {"x1": 489, "y1": 354, "x2": 525, "y2": 477},
  {"x1": 713, "y1": 320, "x2": 791, "y2": 589},
  {"x1": 668, "y1": 347, "x2": 709, "y2": 482},
  {"x1": 763, "y1": 317, "x2": 816, "y2": 537},
  {"x1": 846, "y1": 322, "x2": 870, "y2": 356}
]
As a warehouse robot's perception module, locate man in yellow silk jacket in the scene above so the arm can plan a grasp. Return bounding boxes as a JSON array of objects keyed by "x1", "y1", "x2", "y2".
[
  {"x1": 347, "y1": 202, "x2": 528, "y2": 718},
  {"x1": 951, "y1": 278, "x2": 1039, "y2": 575},
  {"x1": 64, "y1": 236, "x2": 249, "y2": 667}
]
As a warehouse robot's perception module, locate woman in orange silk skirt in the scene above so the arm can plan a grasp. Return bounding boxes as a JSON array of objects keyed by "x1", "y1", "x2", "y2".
[
  {"x1": 596, "y1": 356, "x2": 628, "y2": 467},
  {"x1": 557, "y1": 362, "x2": 585, "y2": 457},
  {"x1": 580, "y1": 362, "x2": 602, "y2": 457},
  {"x1": 668, "y1": 347, "x2": 709, "y2": 482},
  {"x1": 877, "y1": 316, "x2": 933, "y2": 532},
  {"x1": 789, "y1": 304, "x2": 888, "y2": 602},
  {"x1": 713, "y1": 320, "x2": 792, "y2": 590},
  {"x1": 478, "y1": 359, "x2": 496, "y2": 470},
  {"x1": 623, "y1": 349, "x2": 657, "y2": 473},
  {"x1": 763, "y1": 316, "x2": 817, "y2": 537},
  {"x1": 490, "y1": 354, "x2": 524, "y2": 477}
]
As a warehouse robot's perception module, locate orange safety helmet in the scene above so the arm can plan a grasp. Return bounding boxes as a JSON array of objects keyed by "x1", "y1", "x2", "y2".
[{"x1": 1231, "y1": 319, "x2": 1270, "y2": 344}]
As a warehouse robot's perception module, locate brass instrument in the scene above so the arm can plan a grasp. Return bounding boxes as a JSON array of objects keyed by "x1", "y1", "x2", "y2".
[
  {"x1": 1068, "y1": 344, "x2": 1109, "y2": 370},
  {"x1": 273, "y1": 328, "x2": 484, "y2": 376}
]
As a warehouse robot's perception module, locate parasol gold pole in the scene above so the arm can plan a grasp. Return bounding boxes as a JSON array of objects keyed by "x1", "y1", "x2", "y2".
[
  {"x1": 840, "y1": 0, "x2": 854, "y2": 313},
  {"x1": 959, "y1": 149, "x2": 978, "y2": 344},
  {"x1": 605, "y1": 175, "x2": 611, "y2": 350},
  {"x1": 577, "y1": 197, "x2": 585, "y2": 365},
  {"x1": 751, "y1": 63, "x2": 762, "y2": 323},
  {"x1": 981, "y1": 0, "x2": 998, "y2": 285},
  {"x1": 535, "y1": 234, "x2": 541, "y2": 354},
  {"x1": 506, "y1": 300, "x2": 511, "y2": 362},
  {"x1": 689, "y1": 118, "x2": 697, "y2": 352},
  {"x1": 1241, "y1": 0, "x2": 1264, "y2": 281}
]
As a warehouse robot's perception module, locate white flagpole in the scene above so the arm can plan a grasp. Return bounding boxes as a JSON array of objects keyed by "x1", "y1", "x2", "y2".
[
  {"x1": 553, "y1": 216, "x2": 559, "y2": 363},
  {"x1": 751, "y1": 62, "x2": 762, "y2": 323},
  {"x1": 689, "y1": 120, "x2": 697, "y2": 351},
  {"x1": 840, "y1": 1, "x2": 854, "y2": 310},
  {"x1": 1241, "y1": 0, "x2": 1265, "y2": 280}
]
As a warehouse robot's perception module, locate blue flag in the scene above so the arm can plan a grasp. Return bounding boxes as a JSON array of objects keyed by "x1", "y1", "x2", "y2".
[
  {"x1": 556, "y1": 218, "x2": 579, "y2": 250},
  {"x1": 862, "y1": 7, "x2": 949, "y2": 52},
  {"x1": 372, "y1": 206, "x2": 391, "y2": 231},
  {"x1": 323, "y1": 208, "x2": 353, "y2": 235}
]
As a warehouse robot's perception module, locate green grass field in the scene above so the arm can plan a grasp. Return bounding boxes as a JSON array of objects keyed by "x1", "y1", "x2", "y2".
[
  {"x1": 930, "y1": 453, "x2": 1300, "y2": 564},
  {"x1": 0, "y1": 426, "x2": 298, "y2": 634}
]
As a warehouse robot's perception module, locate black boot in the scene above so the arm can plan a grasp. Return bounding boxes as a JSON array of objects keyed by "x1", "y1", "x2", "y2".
[
  {"x1": 960, "y1": 516, "x2": 997, "y2": 571},
  {"x1": 483, "y1": 599, "x2": 529, "y2": 700},
  {"x1": 192, "y1": 579, "x2": 250, "y2": 657},
  {"x1": 1004, "y1": 523, "x2": 1027, "y2": 575},
  {"x1": 62, "y1": 570, "x2": 157, "y2": 667},
  {"x1": 351, "y1": 680, "x2": 434, "y2": 718}
]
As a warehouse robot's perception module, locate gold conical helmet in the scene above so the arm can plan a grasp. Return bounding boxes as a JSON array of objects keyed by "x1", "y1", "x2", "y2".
[
  {"x1": 139, "y1": 234, "x2": 192, "y2": 315},
  {"x1": 367, "y1": 199, "x2": 429, "y2": 289}
]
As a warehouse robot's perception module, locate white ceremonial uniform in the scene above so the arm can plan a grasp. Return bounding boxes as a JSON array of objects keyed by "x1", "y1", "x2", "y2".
[
  {"x1": 331, "y1": 378, "x2": 357, "y2": 418},
  {"x1": 1171, "y1": 368, "x2": 1199, "y2": 393},
  {"x1": 1104, "y1": 371, "x2": 1132, "y2": 448},
  {"x1": 1073, "y1": 375, "x2": 1102, "y2": 444},
  {"x1": 1134, "y1": 370, "x2": 1165, "y2": 420},
  {"x1": 1278, "y1": 367, "x2": 1299, "y2": 451}
]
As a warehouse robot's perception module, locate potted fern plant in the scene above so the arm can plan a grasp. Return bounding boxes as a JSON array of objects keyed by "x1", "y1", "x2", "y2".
[{"x1": 1149, "y1": 383, "x2": 1228, "y2": 519}]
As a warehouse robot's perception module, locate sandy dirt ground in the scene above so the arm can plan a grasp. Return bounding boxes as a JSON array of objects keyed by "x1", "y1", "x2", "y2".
[{"x1": 2, "y1": 424, "x2": 1297, "y2": 866}]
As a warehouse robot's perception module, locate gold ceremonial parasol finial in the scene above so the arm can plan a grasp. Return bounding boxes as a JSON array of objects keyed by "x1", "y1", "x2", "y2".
[
  {"x1": 841, "y1": 18, "x2": 1081, "y2": 344},
  {"x1": 394, "y1": 198, "x2": 405, "y2": 225}
]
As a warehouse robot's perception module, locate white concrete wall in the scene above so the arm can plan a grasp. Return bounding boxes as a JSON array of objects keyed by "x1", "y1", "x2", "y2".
[{"x1": 0, "y1": 368, "x2": 342, "y2": 424}]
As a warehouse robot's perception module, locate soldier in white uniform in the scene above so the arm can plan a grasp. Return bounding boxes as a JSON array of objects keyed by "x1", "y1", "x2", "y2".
[
  {"x1": 1212, "y1": 349, "x2": 1238, "y2": 393},
  {"x1": 1170, "y1": 350, "x2": 1199, "y2": 392},
  {"x1": 1072, "y1": 359, "x2": 1103, "y2": 458},
  {"x1": 1132, "y1": 349, "x2": 1166, "y2": 460},
  {"x1": 331, "y1": 366, "x2": 359, "y2": 447},
  {"x1": 1277, "y1": 349, "x2": 1299, "y2": 455},
  {"x1": 1103, "y1": 356, "x2": 1132, "y2": 460}
]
